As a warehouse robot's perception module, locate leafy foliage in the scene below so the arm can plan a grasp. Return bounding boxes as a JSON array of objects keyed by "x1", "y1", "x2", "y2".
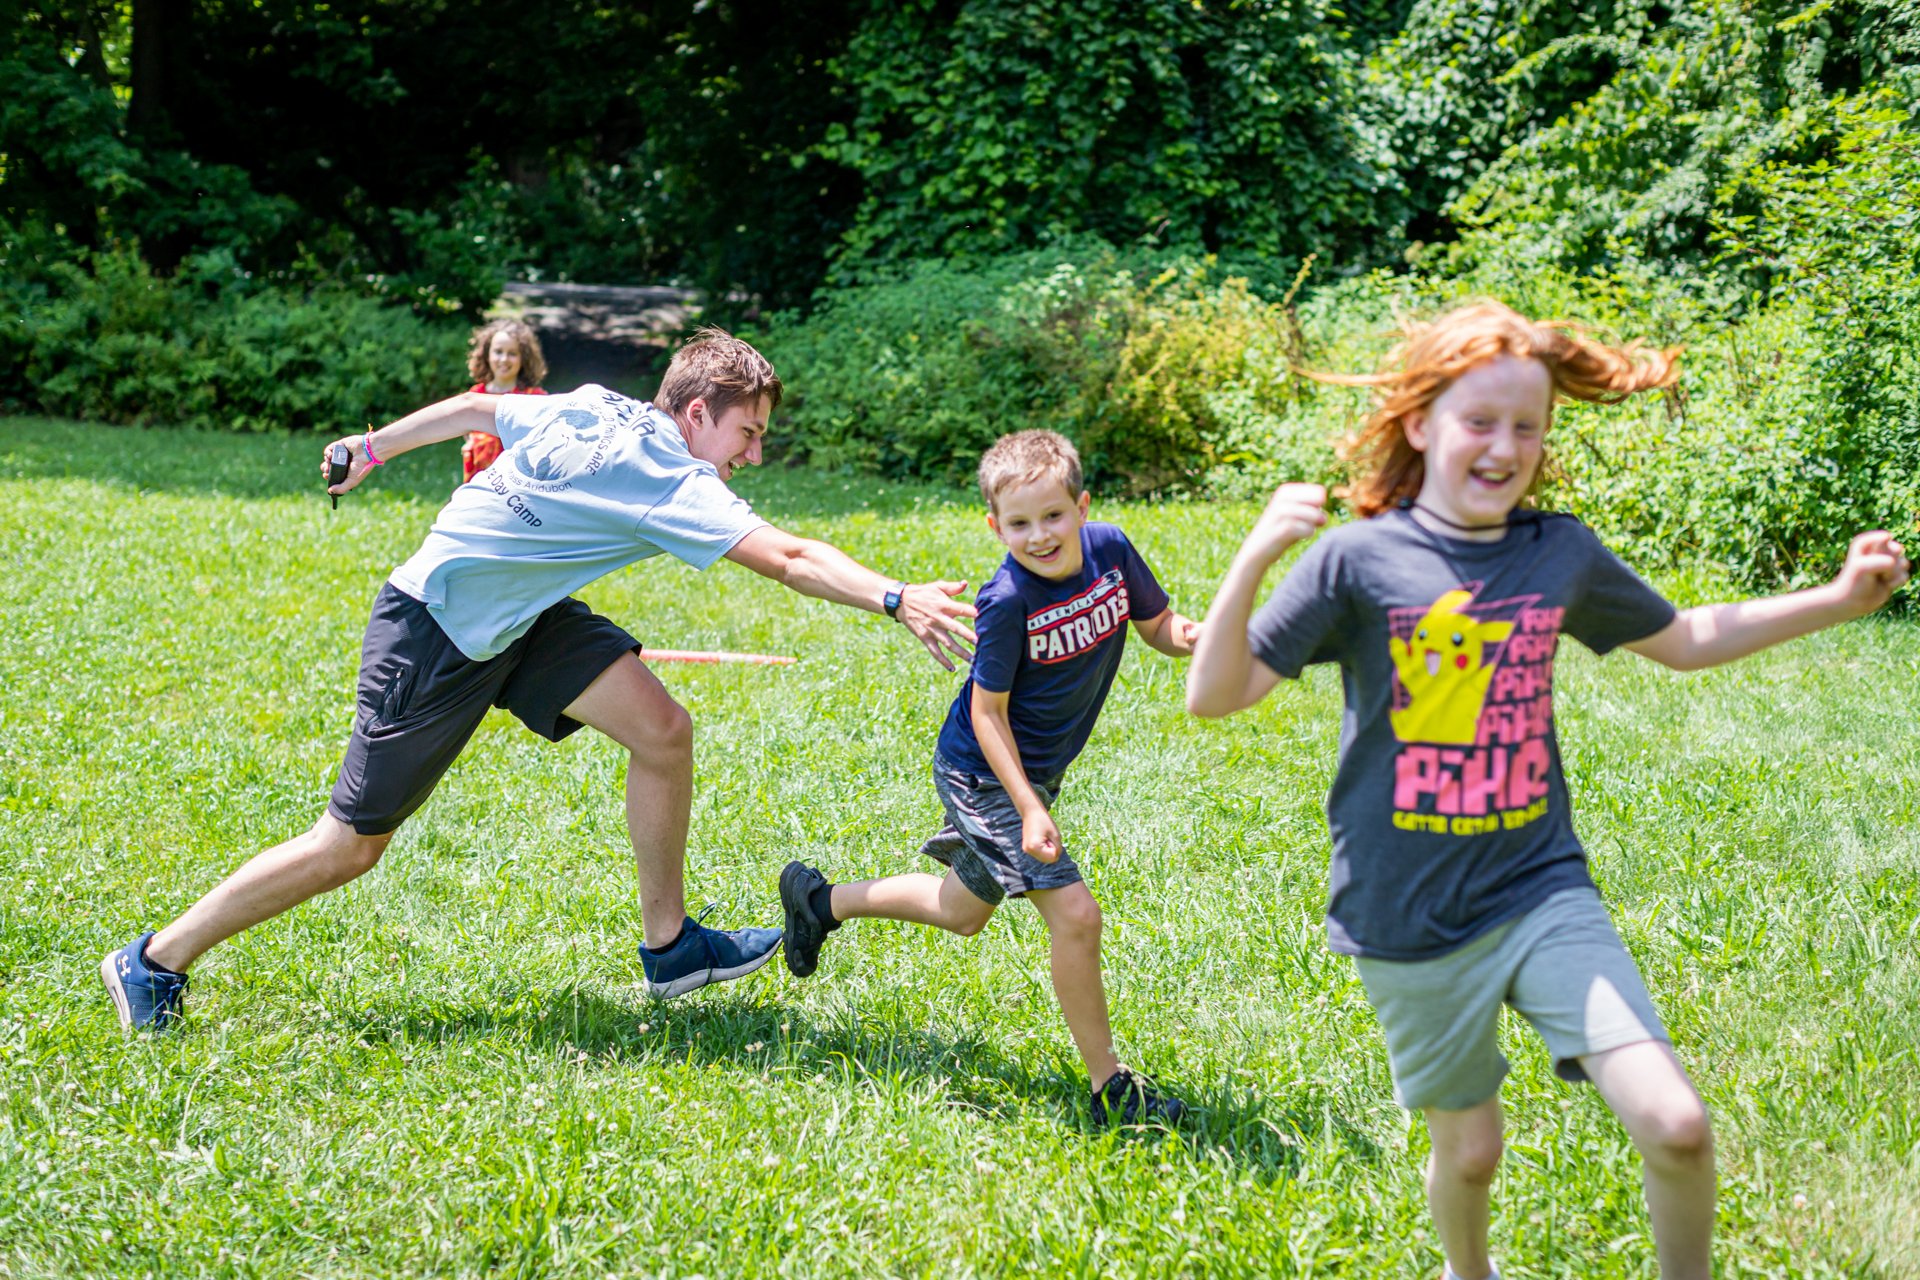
[
  {"x1": 0, "y1": 245, "x2": 464, "y2": 432},
  {"x1": 823, "y1": 0, "x2": 1401, "y2": 274},
  {"x1": 1706, "y1": 87, "x2": 1920, "y2": 582},
  {"x1": 757, "y1": 245, "x2": 1338, "y2": 494},
  {"x1": 5, "y1": 0, "x2": 1919, "y2": 597},
  {"x1": 9, "y1": 0, "x2": 1915, "y2": 315},
  {"x1": 1440, "y1": 0, "x2": 1920, "y2": 279},
  {"x1": 1358, "y1": 0, "x2": 1659, "y2": 245}
]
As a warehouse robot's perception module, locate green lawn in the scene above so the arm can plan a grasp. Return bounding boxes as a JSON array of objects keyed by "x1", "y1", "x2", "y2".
[{"x1": 2, "y1": 417, "x2": 1917, "y2": 1278}]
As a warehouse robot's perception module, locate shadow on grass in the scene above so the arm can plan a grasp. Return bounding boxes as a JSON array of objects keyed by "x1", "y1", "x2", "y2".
[{"x1": 345, "y1": 982, "x2": 1377, "y2": 1181}]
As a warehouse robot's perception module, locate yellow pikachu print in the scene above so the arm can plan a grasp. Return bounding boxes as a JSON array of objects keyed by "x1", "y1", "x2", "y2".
[{"x1": 1389, "y1": 590, "x2": 1516, "y2": 745}]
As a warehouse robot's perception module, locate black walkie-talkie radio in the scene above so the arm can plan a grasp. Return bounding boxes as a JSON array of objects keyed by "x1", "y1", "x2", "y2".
[{"x1": 326, "y1": 442, "x2": 352, "y2": 510}]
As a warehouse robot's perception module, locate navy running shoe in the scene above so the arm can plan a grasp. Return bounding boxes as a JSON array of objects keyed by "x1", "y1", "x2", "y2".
[
  {"x1": 100, "y1": 931, "x2": 189, "y2": 1033},
  {"x1": 1091, "y1": 1066, "x2": 1187, "y2": 1129},
  {"x1": 779, "y1": 861, "x2": 832, "y2": 978},
  {"x1": 640, "y1": 914, "x2": 783, "y2": 999}
]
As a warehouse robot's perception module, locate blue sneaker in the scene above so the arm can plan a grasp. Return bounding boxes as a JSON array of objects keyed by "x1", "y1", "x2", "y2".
[
  {"x1": 100, "y1": 931, "x2": 189, "y2": 1033},
  {"x1": 640, "y1": 914, "x2": 783, "y2": 999}
]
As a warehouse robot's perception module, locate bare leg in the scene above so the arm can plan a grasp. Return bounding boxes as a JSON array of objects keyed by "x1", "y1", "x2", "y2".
[
  {"x1": 561, "y1": 653, "x2": 695, "y2": 950},
  {"x1": 1424, "y1": 1096, "x2": 1504, "y2": 1280},
  {"x1": 147, "y1": 814, "x2": 392, "y2": 972},
  {"x1": 1027, "y1": 882, "x2": 1120, "y2": 1088},
  {"x1": 1582, "y1": 1040, "x2": 1715, "y2": 1280},
  {"x1": 830, "y1": 871, "x2": 997, "y2": 936}
]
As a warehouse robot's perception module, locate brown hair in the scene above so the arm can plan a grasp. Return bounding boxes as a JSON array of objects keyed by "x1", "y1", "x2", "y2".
[
  {"x1": 656, "y1": 326, "x2": 783, "y2": 417},
  {"x1": 466, "y1": 318, "x2": 548, "y2": 388},
  {"x1": 977, "y1": 430, "x2": 1084, "y2": 510},
  {"x1": 1322, "y1": 300, "x2": 1681, "y2": 517}
]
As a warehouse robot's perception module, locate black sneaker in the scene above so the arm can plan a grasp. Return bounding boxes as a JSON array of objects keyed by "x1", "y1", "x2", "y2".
[
  {"x1": 779, "y1": 861, "x2": 832, "y2": 978},
  {"x1": 1090, "y1": 1066, "x2": 1187, "y2": 1129}
]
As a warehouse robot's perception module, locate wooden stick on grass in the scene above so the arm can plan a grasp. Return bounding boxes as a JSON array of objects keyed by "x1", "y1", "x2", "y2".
[{"x1": 643, "y1": 650, "x2": 797, "y2": 666}]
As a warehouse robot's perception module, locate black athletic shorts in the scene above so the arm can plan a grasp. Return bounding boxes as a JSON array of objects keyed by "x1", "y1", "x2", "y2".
[
  {"x1": 918, "y1": 752, "x2": 1080, "y2": 904},
  {"x1": 326, "y1": 583, "x2": 640, "y2": 835}
]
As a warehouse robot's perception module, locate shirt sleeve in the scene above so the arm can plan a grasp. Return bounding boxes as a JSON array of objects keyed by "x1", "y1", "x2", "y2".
[
  {"x1": 1245, "y1": 535, "x2": 1351, "y2": 678},
  {"x1": 1562, "y1": 523, "x2": 1678, "y2": 655},
  {"x1": 491, "y1": 390, "x2": 550, "y2": 450},
  {"x1": 1113, "y1": 528, "x2": 1171, "y2": 621},
  {"x1": 967, "y1": 586, "x2": 1027, "y2": 693},
  {"x1": 634, "y1": 469, "x2": 768, "y2": 570}
]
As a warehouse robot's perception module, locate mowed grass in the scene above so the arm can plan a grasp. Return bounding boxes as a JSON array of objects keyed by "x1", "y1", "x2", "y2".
[{"x1": 1, "y1": 416, "x2": 1917, "y2": 1279}]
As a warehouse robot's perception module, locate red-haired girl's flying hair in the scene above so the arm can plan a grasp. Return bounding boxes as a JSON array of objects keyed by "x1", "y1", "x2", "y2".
[{"x1": 1318, "y1": 300, "x2": 1682, "y2": 517}]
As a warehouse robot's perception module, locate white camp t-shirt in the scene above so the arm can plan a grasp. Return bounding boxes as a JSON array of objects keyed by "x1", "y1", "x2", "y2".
[{"x1": 388, "y1": 385, "x2": 766, "y2": 660}]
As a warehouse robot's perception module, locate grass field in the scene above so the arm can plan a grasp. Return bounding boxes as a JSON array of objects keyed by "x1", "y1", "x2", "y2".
[{"x1": 2, "y1": 417, "x2": 1918, "y2": 1278}]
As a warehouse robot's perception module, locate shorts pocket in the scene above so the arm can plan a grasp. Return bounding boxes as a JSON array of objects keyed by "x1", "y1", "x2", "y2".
[{"x1": 371, "y1": 660, "x2": 417, "y2": 728}]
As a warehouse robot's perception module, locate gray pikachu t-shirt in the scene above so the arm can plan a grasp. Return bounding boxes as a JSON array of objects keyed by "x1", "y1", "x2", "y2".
[
  {"x1": 389, "y1": 385, "x2": 766, "y2": 660},
  {"x1": 1247, "y1": 508, "x2": 1677, "y2": 960}
]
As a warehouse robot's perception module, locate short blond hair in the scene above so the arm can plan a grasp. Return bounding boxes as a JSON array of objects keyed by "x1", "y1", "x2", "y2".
[
  {"x1": 656, "y1": 326, "x2": 783, "y2": 417},
  {"x1": 977, "y1": 430, "x2": 1084, "y2": 511}
]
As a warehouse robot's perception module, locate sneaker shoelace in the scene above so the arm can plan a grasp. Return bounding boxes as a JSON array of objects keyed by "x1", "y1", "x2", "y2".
[{"x1": 686, "y1": 903, "x2": 724, "y2": 966}]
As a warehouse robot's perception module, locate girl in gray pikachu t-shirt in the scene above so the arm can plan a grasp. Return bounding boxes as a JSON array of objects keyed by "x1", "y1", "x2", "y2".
[{"x1": 1187, "y1": 301, "x2": 1911, "y2": 1280}]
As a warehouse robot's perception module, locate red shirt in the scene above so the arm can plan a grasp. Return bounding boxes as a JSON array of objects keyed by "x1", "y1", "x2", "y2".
[{"x1": 461, "y1": 384, "x2": 548, "y2": 482}]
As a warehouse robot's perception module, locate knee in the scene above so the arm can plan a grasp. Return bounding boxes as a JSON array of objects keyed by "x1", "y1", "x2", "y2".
[
  {"x1": 948, "y1": 911, "x2": 992, "y2": 939},
  {"x1": 632, "y1": 701, "x2": 694, "y2": 769},
  {"x1": 1639, "y1": 1101, "x2": 1714, "y2": 1170},
  {"x1": 1436, "y1": 1132, "x2": 1504, "y2": 1186},
  {"x1": 312, "y1": 828, "x2": 390, "y2": 884},
  {"x1": 1049, "y1": 893, "x2": 1102, "y2": 947}
]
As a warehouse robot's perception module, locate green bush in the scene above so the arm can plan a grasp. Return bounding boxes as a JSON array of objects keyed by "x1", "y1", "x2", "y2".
[
  {"x1": 1427, "y1": 81, "x2": 1920, "y2": 589},
  {"x1": 756, "y1": 245, "x2": 1348, "y2": 496},
  {"x1": 753, "y1": 249, "x2": 1118, "y2": 486},
  {"x1": 1, "y1": 244, "x2": 465, "y2": 432},
  {"x1": 759, "y1": 202, "x2": 1917, "y2": 592}
]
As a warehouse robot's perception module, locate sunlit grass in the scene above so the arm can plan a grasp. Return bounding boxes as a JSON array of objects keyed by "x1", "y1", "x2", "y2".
[{"x1": 2, "y1": 418, "x2": 1916, "y2": 1277}]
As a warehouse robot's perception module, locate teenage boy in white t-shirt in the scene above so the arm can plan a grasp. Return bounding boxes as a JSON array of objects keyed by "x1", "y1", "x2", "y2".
[{"x1": 102, "y1": 328, "x2": 977, "y2": 1031}]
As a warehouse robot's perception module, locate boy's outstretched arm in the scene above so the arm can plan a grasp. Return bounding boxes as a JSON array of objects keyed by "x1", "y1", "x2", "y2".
[
  {"x1": 971, "y1": 684, "x2": 1061, "y2": 863},
  {"x1": 1187, "y1": 483, "x2": 1327, "y2": 717},
  {"x1": 725, "y1": 525, "x2": 979, "y2": 670},
  {"x1": 321, "y1": 391, "x2": 502, "y2": 496},
  {"x1": 1133, "y1": 608, "x2": 1202, "y2": 657},
  {"x1": 1627, "y1": 530, "x2": 1911, "y2": 671}
]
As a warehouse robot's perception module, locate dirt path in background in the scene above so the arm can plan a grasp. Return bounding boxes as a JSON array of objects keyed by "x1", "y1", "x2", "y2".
[{"x1": 495, "y1": 281, "x2": 701, "y2": 397}]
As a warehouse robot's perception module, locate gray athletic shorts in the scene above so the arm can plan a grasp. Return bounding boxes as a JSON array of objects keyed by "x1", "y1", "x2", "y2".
[
  {"x1": 327, "y1": 584, "x2": 640, "y2": 835},
  {"x1": 918, "y1": 753, "x2": 1082, "y2": 904},
  {"x1": 1353, "y1": 887, "x2": 1669, "y2": 1112}
]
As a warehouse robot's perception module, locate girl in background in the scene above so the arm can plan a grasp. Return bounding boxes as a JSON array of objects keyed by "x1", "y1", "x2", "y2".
[{"x1": 461, "y1": 319, "x2": 548, "y2": 482}]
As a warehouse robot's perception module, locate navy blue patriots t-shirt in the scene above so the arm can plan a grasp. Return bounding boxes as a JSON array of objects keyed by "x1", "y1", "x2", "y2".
[{"x1": 936, "y1": 522, "x2": 1171, "y2": 782}]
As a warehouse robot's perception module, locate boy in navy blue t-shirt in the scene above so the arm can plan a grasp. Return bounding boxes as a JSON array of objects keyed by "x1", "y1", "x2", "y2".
[{"x1": 779, "y1": 430, "x2": 1202, "y2": 1126}]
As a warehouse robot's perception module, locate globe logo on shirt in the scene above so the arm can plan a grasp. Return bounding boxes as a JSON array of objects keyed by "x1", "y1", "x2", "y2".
[{"x1": 510, "y1": 407, "x2": 610, "y2": 491}]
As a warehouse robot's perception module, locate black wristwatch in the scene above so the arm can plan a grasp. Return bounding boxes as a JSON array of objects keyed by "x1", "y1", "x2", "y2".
[{"x1": 883, "y1": 581, "x2": 907, "y2": 619}]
